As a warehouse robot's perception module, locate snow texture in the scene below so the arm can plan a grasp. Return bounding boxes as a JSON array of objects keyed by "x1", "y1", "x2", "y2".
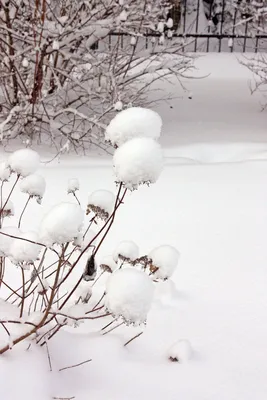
[
  {"x1": 167, "y1": 340, "x2": 192, "y2": 363},
  {"x1": 105, "y1": 267, "x2": 154, "y2": 324},
  {"x1": 149, "y1": 245, "x2": 180, "y2": 280},
  {"x1": 105, "y1": 107, "x2": 162, "y2": 147},
  {"x1": 40, "y1": 202, "x2": 84, "y2": 246},
  {"x1": 20, "y1": 174, "x2": 46, "y2": 199},
  {"x1": 100, "y1": 255, "x2": 118, "y2": 272},
  {"x1": 7, "y1": 149, "x2": 40, "y2": 177},
  {"x1": 87, "y1": 190, "x2": 115, "y2": 219},
  {"x1": 0, "y1": 226, "x2": 21, "y2": 257},
  {"x1": 0, "y1": 162, "x2": 10, "y2": 181},
  {"x1": 10, "y1": 231, "x2": 41, "y2": 265},
  {"x1": 113, "y1": 240, "x2": 139, "y2": 262},
  {"x1": 113, "y1": 137, "x2": 163, "y2": 189},
  {"x1": 68, "y1": 178, "x2": 79, "y2": 193}
]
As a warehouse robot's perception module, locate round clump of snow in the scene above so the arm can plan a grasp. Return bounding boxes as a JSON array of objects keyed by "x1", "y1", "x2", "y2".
[
  {"x1": 167, "y1": 339, "x2": 192, "y2": 363},
  {"x1": 40, "y1": 202, "x2": 84, "y2": 247},
  {"x1": 20, "y1": 174, "x2": 46, "y2": 201},
  {"x1": 113, "y1": 240, "x2": 139, "y2": 263},
  {"x1": 149, "y1": 245, "x2": 180, "y2": 280},
  {"x1": 87, "y1": 190, "x2": 115, "y2": 221},
  {"x1": 10, "y1": 231, "x2": 41, "y2": 266},
  {"x1": 0, "y1": 227, "x2": 21, "y2": 257},
  {"x1": 105, "y1": 267, "x2": 154, "y2": 325},
  {"x1": 68, "y1": 178, "x2": 79, "y2": 194},
  {"x1": 105, "y1": 107, "x2": 162, "y2": 147},
  {"x1": 100, "y1": 255, "x2": 118, "y2": 273},
  {"x1": 113, "y1": 137, "x2": 163, "y2": 190},
  {"x1": 0, "y1": 162, "x2": 11, "y2": 182},
  {"x1": 8, "y1": 149, "x2": 40, "y2": 177}
]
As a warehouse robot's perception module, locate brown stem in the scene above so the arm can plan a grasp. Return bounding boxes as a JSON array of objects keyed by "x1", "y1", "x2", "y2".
[
  {"x1": 20, "y1": 267, "x2": 26, "y2": 318},
  {"x1": 0, "y1": 174, "x2": 20, "y2": 219},
  {"x1": 18, "y1": 196, "x2": 31, "y2": 228}
]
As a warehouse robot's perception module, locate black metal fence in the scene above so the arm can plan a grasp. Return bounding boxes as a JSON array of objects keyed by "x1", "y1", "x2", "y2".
[{"x1": 109, "y1": 0, "x2": 267, "y2": 53}]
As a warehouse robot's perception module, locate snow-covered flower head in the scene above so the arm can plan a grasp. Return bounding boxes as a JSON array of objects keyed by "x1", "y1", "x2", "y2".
[
  {"x1": 8, "y1": 149, "x2": 40, "y2": 177},
  {"x1": 0, "y1": 198, "x2": 14, "y2": 218},
  {"x1": 87, "y1": 190, "x2": 115, "y2": 221},
  {"x1": 67, "y1": 178, "x2": 79, "y2": 194},
  {"x1": 10, "y1": 231, "x2": 41, "y2": 267},
  {"x1": 113, "y1": 137, "x2": 163, "y2": 190},
  {"x1": 113, "y1": 240, "x2": 139, "y2": 263},
  {"x1": 105, "y1": 107, "x2": 162, "y2": 148},
  {"x1": 0, "y1": 226, "x2": 20, "y2": 257},
  {"x1": 40, "y1": 202, "x2": 84, "y2": 247},
  {"x1": 100, "y1": 255, "x2": 118, "y2": 273},
  {"x1": 0, "y1": 162, "x2": 11, "y2": 182},
  {"x1": 20, "y1": 174, "x2": 46, "y2": 203},
  {"x1": 105, "y1": 267, "x2": 154, "y2": 325},
  {"x1": 149, "y1": 245, "x2": 180, "y2": 280}
]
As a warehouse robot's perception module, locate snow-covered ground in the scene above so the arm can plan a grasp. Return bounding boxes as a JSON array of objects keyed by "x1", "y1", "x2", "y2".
[{"x1": 1, "y1": 54, "x2": 267, "y2": 400}]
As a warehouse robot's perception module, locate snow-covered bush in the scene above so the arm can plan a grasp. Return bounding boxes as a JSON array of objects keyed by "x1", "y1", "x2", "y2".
[
  {"x1": 0, "y1": 0, "x2": 193, "y2": 153},
  {"x1": 0, "y1": 107, "x2": 180, "y2": 356}
]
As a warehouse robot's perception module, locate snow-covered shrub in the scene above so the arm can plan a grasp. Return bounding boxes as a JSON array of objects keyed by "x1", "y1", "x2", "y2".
[
  {"x1": 0, "y1": 1, "x2": 193, "y2": 152},
  {"x1": 105, "y1": 267, "x2": 154, "y2": 325},
  {"x1": 0, "y1": 108, "x2": 181, "y2": 355}
]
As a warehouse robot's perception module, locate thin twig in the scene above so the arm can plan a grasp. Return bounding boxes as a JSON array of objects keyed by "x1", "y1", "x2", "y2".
[
  {"x1": 124, "y1": 331, "x2": 143, "y2": 347},
  {"x1": 58, "y1": 358, "x2": 92, "y2": 372},
  {"x1": 45, "y1": 341, "x2": 53, "y2": 372}
]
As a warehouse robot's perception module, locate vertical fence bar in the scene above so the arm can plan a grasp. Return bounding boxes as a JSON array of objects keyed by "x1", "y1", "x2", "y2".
[
  {"x1": 218, "y1": 0, "x2": 226, "y2": 52},
  {"x1": 231, "y1": 5, "x2": 238, "y2": 53},
  {"x1": 206, "y1": 0, "x2": 214, "y2": 52},
  {"x1": 255, "y1": 20, "x2": 261, "y2": 53},
  {"x1": 182, "y1": 0, "x2": 187, "y2": 52},
  {"x1": 243, "y1": 20, "x2": 249, "y2": 52},
  {"x1": 194, "y1": 0, "x2": 200, "y2": 52}
]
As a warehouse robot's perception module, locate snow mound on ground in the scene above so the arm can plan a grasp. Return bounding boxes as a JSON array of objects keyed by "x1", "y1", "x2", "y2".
[
  {"x1": 68, "y1": 178, "x2": 79, "y2": 193},
  {"x1": 20, "y1": 174, "x2": 46, "y2": 199},
  {"x1": 0, "y1": 162, "x2": 10, "y2": 181},
  {"x1": 10, "y1": 231, "x2": 41, "y2": 265},
  {"x1": 105, "y1": 107, "x2": 162, "y2": 147},
  {"x1": 8, "y1": 149, "x2": 40, "y2": 177},
  {"x1": 87, "y1": 190, "x2": 115, "y2": 220},
  {"x1": 113, "y1": 240, "x2": 139, "y2": 262},
  {"x1": 149, "y1": 245, "x2": 180, "y2": 280},
  {"x1": 40, "y1": 202, "x2": 84, "y2": 246},
  {"x1": 105, "y1": 267, "x2": 154, "y2": 325},
  {"x1": 167, "y1": 339, "x2": 192, "y2": 363},
  {"x1": 113, "y1": 138, "x2": 163, "y2": 190},
  {"x1": 0, "y1": 226, "x2": 21, "y2": 257}
]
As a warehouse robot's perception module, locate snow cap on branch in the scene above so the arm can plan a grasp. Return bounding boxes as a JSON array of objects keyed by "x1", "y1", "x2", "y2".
[
  {"x1": 1, "y1": 197, "x2": 14, "y2": 218},
  {"x1": 68, "y1": 178, "x2": 79, "y2": 194},
  {"x1": 0, "y1": 226, "x2": 21, "y2": 257},
  {"x1": 10, "y1": 230, "x2": 41, "y2": 266},
  {"x1": 113, "y1": 137, "x2": 163, "y2": 190},
  {"x1": 87, "y1": 190, "x2": 115, "y2": 221},
  {"x1": 105, "y1": 267, "x2": 154, "y2": 325},
  {"x1": 40, "y1": 202, "x2": 84, "y2": 246},
  {"x1": 149, "y1": 245, "x2": 180, "y2": 280},
  {"x1": 8, "y1": 149, "x2": 40, "y2": 177},
  {"x1": 100, "y1": 255, "x2": 118, "y2": 273},
  {"x1": 105, "y1": 107, "x2": 162, "y2": 148},
  {"x1": 0, "y1": 162, "x2": 11, "y2": 182}
]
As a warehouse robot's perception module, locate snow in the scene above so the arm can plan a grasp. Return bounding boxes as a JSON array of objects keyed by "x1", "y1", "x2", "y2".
[
  {"x1": 87, "y1": 190, "x2": 115, "y2": 220},
  {"x1": 105, "y1": 267, "x2": 154, "y2": 324},
  {"x1": 20, "y1": 174, "x2": 46, "y2": 200},
  {"x1": 167, "y1": 339, "x2": 193, "y2": 363},
  {"x1": 113, "y1": 240, "x2": 139, "y2": 262},
  {"x1": 7, "y1": 149, "x2": 40, "y2": 177},
  {"x1": 105, "y1": 107, "x2": 162, "y2": 147},
  {"x1": 67, "y1": 178, "x2": 79, "y2": 193},
  {"x1": 39, "y1": 202, "x2": 84, "y2": 246},
  {"x1": 0, "y1": 162, "x2": 10, "y2": 181},
  {"x1": 100, "y1": 255, "x2": 118, "y2": 272},
  {"x1": 2, "y1": 54, "x2": 267, "y2": 400},
  {"x1": 113, "y1": 137, "x2": 163, "y2": 189},
  {"x1": 149, "y1": 245, "x2": 180, "y2": 280},
  {"x1": 0, "y1": 226, "x2": 21, "y2": 257},
  {"x1": 0, "y1": 197, "x2": 14, "y2": 217},
  {"x1": 9, "y1": 230, "x2": 41, "y2": 266}
]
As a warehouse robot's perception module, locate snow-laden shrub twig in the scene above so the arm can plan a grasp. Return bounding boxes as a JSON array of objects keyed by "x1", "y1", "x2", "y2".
[{"x1": 0, "y1": 107, "x2": 180, "y2": 356}]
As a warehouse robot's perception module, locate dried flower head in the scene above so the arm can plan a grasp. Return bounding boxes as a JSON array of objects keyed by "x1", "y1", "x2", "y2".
[{"x1": 87, "y1": 190, "x2": 115, "y2": 221}]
